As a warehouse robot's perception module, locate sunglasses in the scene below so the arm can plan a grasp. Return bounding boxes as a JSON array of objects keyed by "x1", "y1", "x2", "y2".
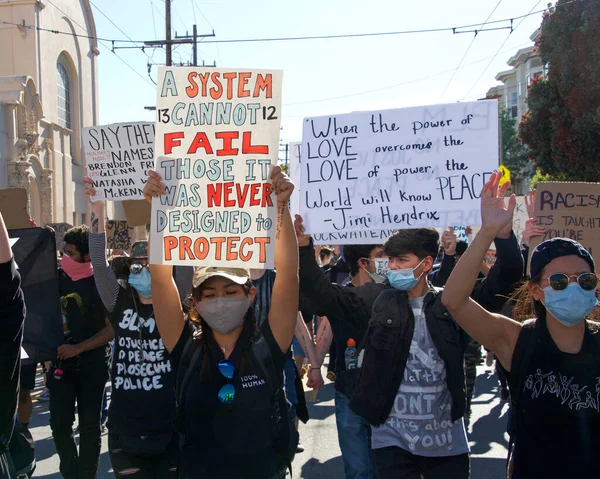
[
  {"x1": 130, "y1": 263, "x2": 150, "y2": 275},
  {"x1": 217, "y1": 359, "x2": 235, "y2": 405},
  {"x1": 542, "y1": 272, "x2": 598, "y2": 291}
]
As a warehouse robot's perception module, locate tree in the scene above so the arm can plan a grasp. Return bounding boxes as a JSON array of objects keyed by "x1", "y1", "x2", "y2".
[
  {"x1": 500, "y1": 108, "x2": 529, "y2": 174},
  {"x1": 519, "y1": 0, "x2": 600, "y2": 181}
]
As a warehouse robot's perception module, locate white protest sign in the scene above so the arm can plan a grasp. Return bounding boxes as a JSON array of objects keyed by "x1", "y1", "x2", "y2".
[
  {"x1": 150, "y1": 68, "x2": 283, "y2": 268},
  {"x1": 301, "y1": 100, "x2": 499, "y2": 235},
  {"x1": 83, "y1": 122, "x2": 155, "y2": 201},
  {"x1": 288, "y1": 141, "x2": 302, "y2": 217},
  {"x1": 512, "y1": 196, "x2": 529, "y2": 243}
]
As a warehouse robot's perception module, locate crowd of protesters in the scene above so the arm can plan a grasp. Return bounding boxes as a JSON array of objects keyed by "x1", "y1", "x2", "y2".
[{"x1": 1, "y1": 169, "x2": 599, "y2": 479}]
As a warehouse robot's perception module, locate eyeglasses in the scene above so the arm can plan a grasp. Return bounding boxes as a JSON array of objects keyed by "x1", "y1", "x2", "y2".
[
  {"x1": 217, "y1": 359, "x2": 235, "y2": 404},
  {"x1": 130, "y1": 263, "x2": 150, "y2": 275},
  {"x1": 542, "y1": 272, "x2": 598, "y2": 291}
]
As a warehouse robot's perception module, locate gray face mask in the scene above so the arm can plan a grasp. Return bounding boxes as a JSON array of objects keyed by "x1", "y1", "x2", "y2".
[{"x1": 195, "y1": 296, "x2": 252, "y2": 335}]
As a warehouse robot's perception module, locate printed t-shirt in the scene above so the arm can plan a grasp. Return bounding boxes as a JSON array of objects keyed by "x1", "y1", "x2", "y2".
[
  {"x1": 108, "y1": 286, "x2": 176, "y2": 437},
  {"x1": 371, "y1": 296, "x2": 469, "y2": 457},
  {"x1": 512, "y1": 319, "x2": 600, "y2": 478},
  {"x1": 171, "y1": 318, "x2": 287, "y2": 479}
]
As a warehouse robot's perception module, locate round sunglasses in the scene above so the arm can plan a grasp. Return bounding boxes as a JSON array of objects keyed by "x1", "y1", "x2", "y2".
[
  {"x1": 542, "y1": 272, "x2": 598, "y2": 291},
  {"x1": 130, "y1": 263, "x2": 150, "y2": 275},
  {"x1": 217, "y1": 359, "x2": 235, "y2": 405}
]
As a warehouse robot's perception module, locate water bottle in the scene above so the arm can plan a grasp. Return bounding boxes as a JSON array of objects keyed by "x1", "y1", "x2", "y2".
[{"x1": 344, "y1": 338, "x2": 358, "y2": 370}]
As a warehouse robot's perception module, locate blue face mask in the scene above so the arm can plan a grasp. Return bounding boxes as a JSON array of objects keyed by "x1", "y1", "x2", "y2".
[
  {"x1": 542, "y1": 282, "x2": 599, "y2": 327},
  {"x1": 387, "y1": 259, "x2": 425, "y2": 291},
  {"x1": 129, "y1": 268, "x2": 152, "y2": 299}
]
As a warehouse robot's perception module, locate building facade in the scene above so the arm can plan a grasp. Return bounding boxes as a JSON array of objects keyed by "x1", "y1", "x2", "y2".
[{"x1": 0, "y1": 0, "x2": 99, "y2": 226}]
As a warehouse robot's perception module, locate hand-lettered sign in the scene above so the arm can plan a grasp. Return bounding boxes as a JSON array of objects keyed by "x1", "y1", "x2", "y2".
[
  {"x1": 532, "y1": 182, "x2": 600, "y2": 258},
  {"x1": 301, "y1": 100, "x2": 499, "y2": 235},
  {"x1": 82, "y1": 122, "x2": 155, "y2": 201},
  {"x1": 150, "y1": 68, "x2": 283, "y2": 268},
  {"x1": 47, "y1": 222, "x2": 73, "y2": 252},
  {"x1": 106, "y1": 220, "x2": 134, "y2": 251}
]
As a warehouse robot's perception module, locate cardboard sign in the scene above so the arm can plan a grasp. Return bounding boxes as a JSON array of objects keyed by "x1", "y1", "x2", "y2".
[
  {"x1": 150, "y1": 68, "x2": 283, "y2": 268},
  {"x1": 106, "y1": 220, "x2": 134, "y2": 251},
  {"x1": 0, "y1": 188, "x2": 31, "y2": 229},
  {"x1": 47, "y1": 222, "x2": 73, "y2": 252},
  {"x1": 122, "y1": 200, "x2": 151, "y2": 227},
  {"x1": 301, "y1": 100, "x2": 499, "y2": 235},
  {"x1": 82, "y1": 122, "x2": 155, "y2": 201},
  {"x1": 532, "y1": 182, "x2": 600, "y2": 257}
]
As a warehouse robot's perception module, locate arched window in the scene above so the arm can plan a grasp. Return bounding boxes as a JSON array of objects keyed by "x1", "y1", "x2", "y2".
[{"x1": 57, "y1": 62, "x2": 71, "y2": 129}]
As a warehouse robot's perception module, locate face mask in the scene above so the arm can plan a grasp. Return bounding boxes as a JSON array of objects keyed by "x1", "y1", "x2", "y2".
[
  {"x1": 196, "y1": 296, "x2": 252, "y2": 335},
  {"x1": 541, "y1": 282, "x2": 599, "y2": 327},
  {"x1": 129, "y1": 268, "x2": 152, "y2": 299},
  {"x1": 363, "y1": 258, "x2": 389, "y2": 284},
  {"x1": 61, "y1": 254, "x2": 94, "y2": 281},
  {"x1": 387, "y1": 258, "x2": 425, "y2": 291}
]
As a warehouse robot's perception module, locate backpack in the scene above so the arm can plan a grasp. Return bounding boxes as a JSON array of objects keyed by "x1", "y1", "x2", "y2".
[
  {"x1": 175, "y1": 331, "x2": 299, "y2": 476},
  {"x1": 506, "y1": 319, "x2": 538, "y2": 470}
]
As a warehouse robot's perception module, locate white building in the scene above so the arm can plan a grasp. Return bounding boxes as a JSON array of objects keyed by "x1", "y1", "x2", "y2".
[{"x1": 0, "y1": 0, "x2": 100, "y2": 226}]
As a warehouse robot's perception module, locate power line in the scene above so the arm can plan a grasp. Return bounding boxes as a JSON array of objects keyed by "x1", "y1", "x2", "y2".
[
  {"x1": 438, "y1": 0, "x2": 504, "y2": 102},
  {"x1": 461, "y1": 0, "x2": 544, "y2": 101},
  {"x1": 149, "y1": 0, "x2": 158, "y2": 39},
  {"x1": 0, "y1": 1, "x2": 575, "y2": 47},
  {"x1": 283, "y1": 41, "x2": 535, "y2": 107}
]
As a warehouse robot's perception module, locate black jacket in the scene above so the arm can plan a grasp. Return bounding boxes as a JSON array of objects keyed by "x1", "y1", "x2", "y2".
[
  {"x1": 0, "y1": 260, "x2": 25, "y2": 458},
  {"x1": 350, "y1": 287, "x2": 468, "y2": 426}
]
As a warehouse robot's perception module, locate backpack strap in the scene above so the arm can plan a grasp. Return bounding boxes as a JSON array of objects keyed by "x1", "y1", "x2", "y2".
[
  {"x1": 507, "y1": 318, "x2": 538, "y2": 468},
  {"x1": 175, "y1": 335, "x2": 204, "y2": 434}
]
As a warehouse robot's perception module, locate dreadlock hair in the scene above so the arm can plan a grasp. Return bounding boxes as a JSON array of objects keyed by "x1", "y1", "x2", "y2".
[{"x1": 188, "y1": 279, "x2": 257, "y2": 381}]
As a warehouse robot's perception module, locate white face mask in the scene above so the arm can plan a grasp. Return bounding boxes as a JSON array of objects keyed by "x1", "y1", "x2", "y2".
[
  {"x1": 362, "y1": 258, "x2": 389, "y2": 284},
  {"x1": 195, "y1": 296, "x2": 253, "y2": 334}
]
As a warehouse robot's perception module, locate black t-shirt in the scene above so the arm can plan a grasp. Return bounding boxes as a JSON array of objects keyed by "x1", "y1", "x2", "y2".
[
  {"x1": 171, "y1": 319, "x2": 287, "y2": 479},
  {"x1": 108, "y1": 285, "x2": 177, "y2": 437},
  {"x1": 512, "y1": 320, "x2": 600, "y2": 478},
  {"x1": 58, "y1": 270, "x2": 109, "y2": 369}
]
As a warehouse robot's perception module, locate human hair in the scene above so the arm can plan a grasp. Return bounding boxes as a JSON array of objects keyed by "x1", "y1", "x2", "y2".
[
  {"x1": 188, "y1": 279, "x2": 256, "y2": 380},
  {"x1": 319, "y1": 247, "x2": 334, "y2": 263},
  {"x1": 342, "y1": 244, "x2": 381, "y2": 277},
  {"x1": 384, "y1": 228, "x2": 439, "y2": 261},
  {"x1": 63, "y1": 225, "x2": 90, "y2": 257}
]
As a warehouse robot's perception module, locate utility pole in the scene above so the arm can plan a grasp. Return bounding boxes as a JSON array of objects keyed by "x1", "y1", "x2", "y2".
[
  {"x1": 193, "y1": 24, "x2": 197, "y2": 67},
  {"x1": 165, "y1": 0, "x2": 172, "y2": 66}
]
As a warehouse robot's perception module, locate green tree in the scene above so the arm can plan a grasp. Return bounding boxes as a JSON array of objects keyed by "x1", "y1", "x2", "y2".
[
  {"x1": 519, "y1": 0, "x2": 600, "y2": 181},
  {"x1": 500, "y1": 108, "x2": 529, "y2": 174}
]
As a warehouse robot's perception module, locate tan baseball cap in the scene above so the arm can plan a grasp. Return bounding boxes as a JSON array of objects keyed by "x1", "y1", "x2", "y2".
[{"x1": 192, "y1": 266, "x2": 251, "y2": 288}]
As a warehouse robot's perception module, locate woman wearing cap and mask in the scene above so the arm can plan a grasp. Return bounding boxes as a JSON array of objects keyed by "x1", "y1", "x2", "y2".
[
  {"x1": 442, "y1": 172, "x2": 600, "y2": 478},
  {"x1": 145, "y1": 165, "x2": 299, "y2": 479},
  {"x1": 84, "y1": 178, "x2": 192, "y2": 478}
]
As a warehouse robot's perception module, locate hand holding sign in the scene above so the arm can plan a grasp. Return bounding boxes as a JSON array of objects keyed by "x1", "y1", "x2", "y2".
[
  {"x1": 144, "y1": 170, "x2": 166, "y2": 203},
  {"x1": 522, "y1": 218, "x2": 546, "y2": 247},
  {"x1": 441, "y1": 227, "x2": 458, "y2": 255},
  {"x1": 294, "y1": 215, "x2": 312, "y2": 248},
  {"x1": 270, "y1": 166, "x2": 294, "y2": 204},
  {"x1": 480, "y1": 172, "x2": 516, "y2": 236}
]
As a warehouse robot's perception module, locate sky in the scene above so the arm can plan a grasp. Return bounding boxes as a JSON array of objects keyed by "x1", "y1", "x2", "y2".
[{"x1": 77, "y1": 0, "x2": 547, "y2": 142}]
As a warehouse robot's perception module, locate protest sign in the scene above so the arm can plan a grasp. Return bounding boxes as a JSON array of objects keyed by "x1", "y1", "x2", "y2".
[
  {"x1": 122, "y1": 199, "x2": 151, "y2": 227},
  {"x1": 150, "y1": 68, "x2": 283, "y2": 268},
  {"x1": 532, "y1": 182, "x2": 600, "y2": 257},
  {"x1": 82, "y1": 122, "x2": 155, "y2": 201},
  {"x1": 301, "y1": 100, "x2": 499, "y2": 235},
  {"x1": 512, "y1": 196, "x2": 529, "y2": 243},
  {"x1": 47, "y1": 222, "x2": 72, "y2": 252},
  {"x1": 9, "y1": 228, "x2": 62, "y2": 364},
  {"x1": 0, "y1": 188, "x2": 31, "y2": 229},
  {"x1": 106, "y1": 220, "x2": 134, "y2": 250}
]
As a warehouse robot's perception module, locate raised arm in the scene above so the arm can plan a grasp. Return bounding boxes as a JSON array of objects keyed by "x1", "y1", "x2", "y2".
[
  {"x1": 268, "y1": 166, "x2": 299, "y2": 353},
  {"x1": 145, "y1": 171, "x2": 185, "y2": 353},
  {"x1": 441, "y1": 172, "x2": 522, "y2": 371},
  {"x1": 84, "y1": 177, "x2": 120, "y2": 313}
]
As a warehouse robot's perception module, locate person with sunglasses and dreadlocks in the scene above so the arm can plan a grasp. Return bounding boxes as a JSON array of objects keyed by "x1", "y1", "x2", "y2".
[
  {"x1": 144, "y1": 165, "x2": 299, "y2": 479},
  {"x1": 84, "y1": 177, "x2": 192, "y2": 478},
  {"x1": 442, "y1": 172, "x2": 600, "y2": 478}
]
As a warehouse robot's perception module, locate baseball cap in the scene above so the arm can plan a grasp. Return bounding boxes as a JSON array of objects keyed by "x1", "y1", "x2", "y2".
[
  {"x1": 192, "y1": 266, "x2": 251, "y2": 288},
  {"x1": 530, "y1": 238, "x2": 594, "y2": 279}
]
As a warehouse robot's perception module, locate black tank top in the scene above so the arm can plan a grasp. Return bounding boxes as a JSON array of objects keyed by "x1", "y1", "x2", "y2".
[{"x1": 512, "y1": 318, "x2": 600, "y2": 478}]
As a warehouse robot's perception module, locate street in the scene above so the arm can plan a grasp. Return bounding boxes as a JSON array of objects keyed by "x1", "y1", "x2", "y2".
[{"x1": 28, "y1": 364, "x2": 509, "y2": 478}]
